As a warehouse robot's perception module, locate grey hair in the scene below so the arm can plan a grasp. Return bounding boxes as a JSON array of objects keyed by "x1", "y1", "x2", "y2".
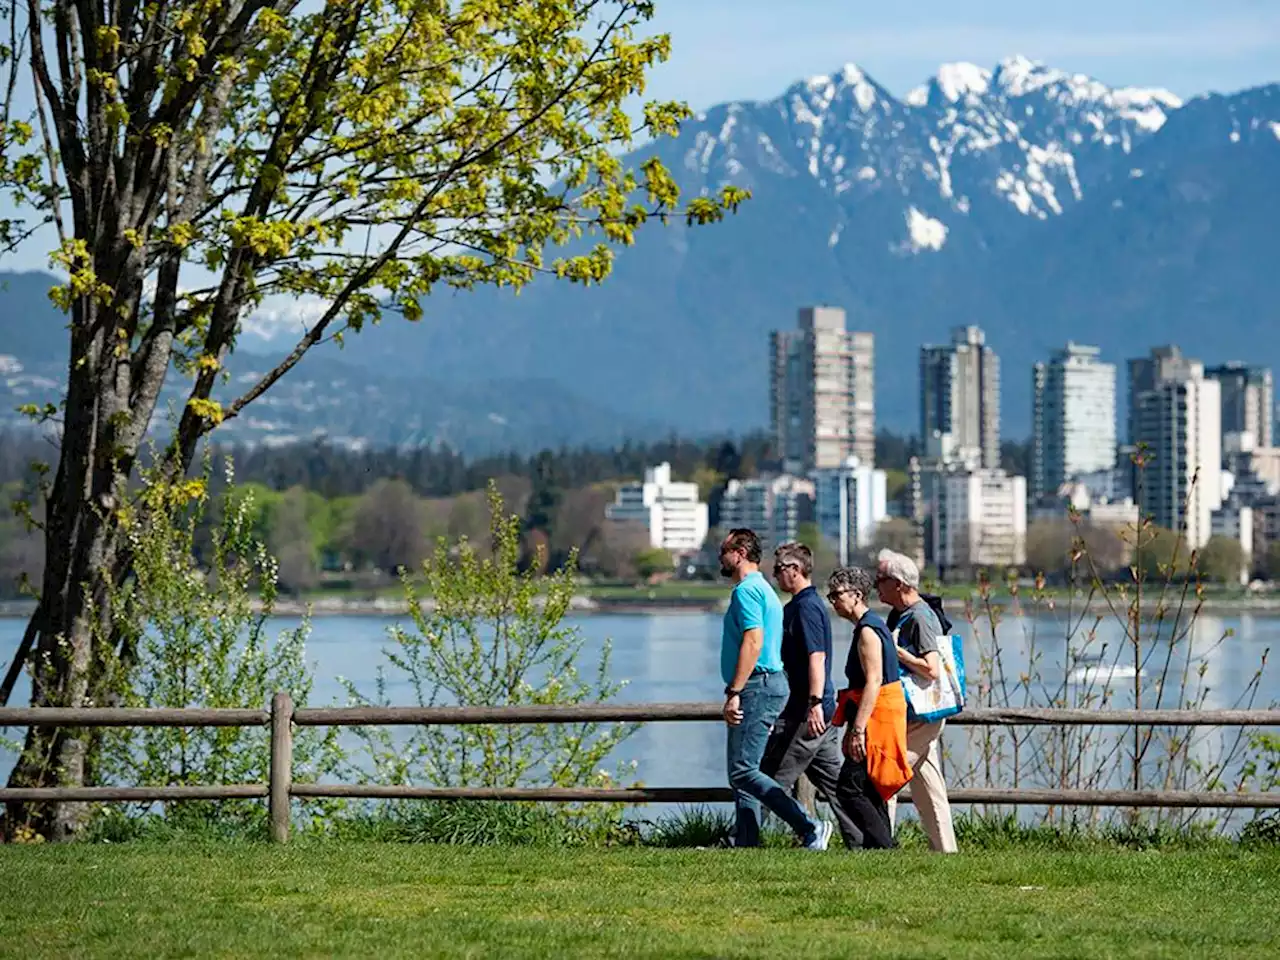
[
  {"x1": 773, "y1": 542, "x2": 813, "y2": 577},
  {"x1": 877, "y1": 548, "x2": 920, "y2": 589},
  {"x1": 827, "y1": 566, "x2": 875, "y2": 602}
]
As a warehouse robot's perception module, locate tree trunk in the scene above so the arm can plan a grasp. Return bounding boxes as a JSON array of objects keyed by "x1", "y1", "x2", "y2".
[
  {"x1": 4, "y1": 470, "x2": 128, "y2": 839},
  {"x1": 3, "y1": 283, "x2": 154, "y2": 839}
]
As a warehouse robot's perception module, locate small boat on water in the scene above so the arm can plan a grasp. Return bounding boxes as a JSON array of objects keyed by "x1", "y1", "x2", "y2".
[{"x1": 1068, "y1": 655, "x2": 1144, "y2": 686}]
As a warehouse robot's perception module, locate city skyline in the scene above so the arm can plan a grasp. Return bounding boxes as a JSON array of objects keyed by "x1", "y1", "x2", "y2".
[{"x1": 759, "y1": 301, "x2": 1279, "y2": 574}]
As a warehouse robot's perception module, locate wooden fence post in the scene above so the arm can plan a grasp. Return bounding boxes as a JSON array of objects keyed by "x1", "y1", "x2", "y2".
[
  {"x1": 269, "y1": 691, "x2": 294, "y2": 843},
  {"x1": 794, "y1": 776, "x2": 818, "y2": 819}
]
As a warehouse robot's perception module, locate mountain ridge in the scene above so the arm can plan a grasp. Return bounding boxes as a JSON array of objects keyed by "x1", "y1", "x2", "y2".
[{"x1": 4, "y1": 56, "x2": 1279, "y2": 448}]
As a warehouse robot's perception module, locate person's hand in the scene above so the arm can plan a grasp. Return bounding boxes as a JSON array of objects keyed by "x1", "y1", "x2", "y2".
[
  {"x1": 844, "y1": 727, "x2": 866, "y2": 762},
  {"x1": 806, "y1": 703, "x2": 826, "y2": 738},
  {"x1": 723, "y1": 694, "x2": 743, "y2": 726}
]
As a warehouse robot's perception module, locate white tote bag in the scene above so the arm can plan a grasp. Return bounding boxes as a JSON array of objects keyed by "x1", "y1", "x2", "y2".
[{"x1": 894, "y1": 614, "x2": 966, "y2": 723}]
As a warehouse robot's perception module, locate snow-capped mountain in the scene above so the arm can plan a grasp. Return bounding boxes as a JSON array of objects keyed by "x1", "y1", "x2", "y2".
[
  {"x1": 277, "y1": 56, "x2": 1280, "y2": 442},
  {"x1": 668, "y1": 55, "x2": 1183, "y2": 256},
  {"x1": 8, "y1": 57, "x2": 1278, "y2": 450}
]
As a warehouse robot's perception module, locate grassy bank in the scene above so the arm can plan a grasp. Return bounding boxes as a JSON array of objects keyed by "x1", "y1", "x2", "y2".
[{"x1": 3, "y1": 843, "x2": 1277, "y2": 958}]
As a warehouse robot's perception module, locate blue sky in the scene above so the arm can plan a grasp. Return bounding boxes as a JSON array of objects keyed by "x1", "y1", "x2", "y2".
[{"x1": 643, "y1": 0, "x2": 1280, "y2": 108}]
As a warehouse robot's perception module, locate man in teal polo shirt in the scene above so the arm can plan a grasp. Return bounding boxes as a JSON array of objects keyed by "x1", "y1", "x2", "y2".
[{"x1": 719, "y1": 528, "x2": 831, "y2": 850}]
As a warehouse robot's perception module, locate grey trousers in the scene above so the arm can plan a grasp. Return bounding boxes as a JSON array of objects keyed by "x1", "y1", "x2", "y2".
[{"x1": 761, "y1": 715, "x2": 865, "y2": 849}]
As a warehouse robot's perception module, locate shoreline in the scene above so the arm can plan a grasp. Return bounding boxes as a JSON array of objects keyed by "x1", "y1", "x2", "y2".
[{"x1": 7, "y1": 591, "x2": 1280, "y2": 620}]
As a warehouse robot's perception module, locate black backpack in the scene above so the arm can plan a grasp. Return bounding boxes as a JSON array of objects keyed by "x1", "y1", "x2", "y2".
[{"x1": 887, "y1": 593, "x2": 953, "y2": 634}]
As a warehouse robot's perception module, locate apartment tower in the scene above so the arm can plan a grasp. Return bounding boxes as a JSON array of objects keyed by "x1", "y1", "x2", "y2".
[
  {"x1": 1131, "y1": 355, "x2": 1223, "y2": 549},
  {"x1": 770, "y1": 306, "x2": 875, "y2": 473},
  {"x1": 1031, "y1": 343, "x2": 1117, "y2": 500},
  {"x1": 920, "y1": 325, "x2": 1001, "y2": 469},
  {"x1": 1205, "y1": 362, "x2": 1274, "y2": 451}
]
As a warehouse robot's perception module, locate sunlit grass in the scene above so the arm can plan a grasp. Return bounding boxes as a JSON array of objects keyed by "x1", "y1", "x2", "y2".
[{"x1": 3, "y1": 843, "x2": 1277, "y2": 958}]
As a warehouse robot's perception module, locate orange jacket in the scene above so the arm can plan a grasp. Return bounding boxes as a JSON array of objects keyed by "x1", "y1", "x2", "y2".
[{"x1": 833, "y1": 681, "x2": 913, "y2": 801}]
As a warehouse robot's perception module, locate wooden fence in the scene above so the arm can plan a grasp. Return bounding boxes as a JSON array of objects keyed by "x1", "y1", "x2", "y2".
[{"x1": 2, "y1": 699, "x2": 1278, "y2": 843}]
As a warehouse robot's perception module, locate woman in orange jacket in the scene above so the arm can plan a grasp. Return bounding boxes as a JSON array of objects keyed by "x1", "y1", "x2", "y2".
[{"x1": 827, "y1": 566, "x2": 913, "y2": 849}]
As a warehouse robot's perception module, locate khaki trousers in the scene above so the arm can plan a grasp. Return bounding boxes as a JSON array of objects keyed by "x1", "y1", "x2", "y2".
[{"x1": 887, "y1": 718, "x2": 958, "y2": 853}]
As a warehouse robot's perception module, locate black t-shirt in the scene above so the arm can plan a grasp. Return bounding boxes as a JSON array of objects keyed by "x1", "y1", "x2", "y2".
[
  {"x1": 844, "y1": 609, "x2": 901, "y2": 690},
  {"x1": 780, "y1": 586, "x2": 837, "y2": 722}
]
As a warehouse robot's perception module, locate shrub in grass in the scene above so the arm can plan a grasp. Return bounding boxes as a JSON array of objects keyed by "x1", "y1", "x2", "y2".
[
  {"x1": 1240, "y1": 814, "x2": 1280, "y2": 849},
  {"x1": 81, "y1": 808, "x2": 266, "y2": 845},
  {"x1": 340, "y1": 485, "x2": 637, "y2": 843},
  {"x1": 642, "y1": 806, "x2": 733, "y2": 848},
  {"x1": 641, "y1": 806, "x2": 798, "y2": 849},
  {"x1": 89, "y1": 460, "x2": 343, "y2": 838}
]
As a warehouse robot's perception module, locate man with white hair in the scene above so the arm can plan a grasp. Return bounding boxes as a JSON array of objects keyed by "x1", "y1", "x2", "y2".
[{"x1": 875, "y1": 549, "x2": 958, "y2": 853}]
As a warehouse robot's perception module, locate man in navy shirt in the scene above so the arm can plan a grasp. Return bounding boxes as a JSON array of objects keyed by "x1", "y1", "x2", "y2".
[{"x1": 760, "y1": 542, "x2": 865, "y2": 848}]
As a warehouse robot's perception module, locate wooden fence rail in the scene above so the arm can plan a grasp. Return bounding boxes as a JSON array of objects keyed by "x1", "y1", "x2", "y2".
[{"x1": 2, "y1": 699, "x2": 1278, "y2": 843}]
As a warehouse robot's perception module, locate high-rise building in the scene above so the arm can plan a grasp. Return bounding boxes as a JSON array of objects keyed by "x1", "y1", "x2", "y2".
[
  {"x1": 604, "y1": 462, "x2": 709, "y2": 554},
  {"x1": 812, "y1": 457, "x2": 887, "y2": 566},
  {"x1": 1126, "y1": 345, "x2": 1197, "y2": 444},
  {"x1": 1031, "y1": 343, "x2": 1117, "y2": 501},
  {"x1": 920, "y1": 326, "x2": 1000, "y2": 469},
  {"x1": 718, "y1": 475, "x2": 815, "y2": 552},
  {"x1": 1205, "y1": 362, "x2": 1274, "y2": 452},
  {"x1": 1132, "y1": 367, "x2": 1223, "y2": 549},
  {"x1": 770, "y1": 306, "x2": 875, "y2": 473}
]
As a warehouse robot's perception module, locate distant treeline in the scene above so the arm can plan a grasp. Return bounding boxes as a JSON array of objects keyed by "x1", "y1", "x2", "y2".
[
  {"x1": 0, "y1": 426, "x2": 1031, "y2": 502},
  {"x1": 209, "y1": 433, "x2": 778, "y2": 499},
  {"x1": 0, "y1": 426, "x2": 1033, "y2": 597}
]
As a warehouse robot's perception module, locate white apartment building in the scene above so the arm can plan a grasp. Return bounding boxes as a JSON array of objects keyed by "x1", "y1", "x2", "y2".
[
  {"x1": 604, "y1": 462, "x2": 709, "y2": 554},
  {"x1": 1032, "y1": 343, "x2": 1117, "y2": 501},
  {"x1": 812, "y1": 457, "x2": 887, "y2": 566},
  {"x1": 771, "y1": 306, "x2": 876, "y2": 473},
  {"x1": 719, "y1": 479, "x2": 771, "y2": 537},
  {"x1": 1133, "y1": 367, "x2": 1223, "y2": 549},
  {"x1": 919, "y1": 464, "x2": 1027, "y2": 573},
  {"x1": 1211, "y1": 504, "x2": 1254, "y2": 584},
  {"x1": 718, "y1": 475, "x2": 815, "y2": 551}
]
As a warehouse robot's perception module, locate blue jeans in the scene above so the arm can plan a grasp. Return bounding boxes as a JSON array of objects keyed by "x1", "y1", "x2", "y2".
[{"x1": 726, "y1": 671, "x2": 819, "y2": 846}]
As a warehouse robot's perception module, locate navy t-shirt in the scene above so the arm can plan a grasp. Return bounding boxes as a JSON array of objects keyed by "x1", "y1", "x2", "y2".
[
  {"x1": 780, "y1": 586, "x2": 837, "y2": 722},
  {"x1": 844, "y1": 609, "x2": 902, "y2": 690}
]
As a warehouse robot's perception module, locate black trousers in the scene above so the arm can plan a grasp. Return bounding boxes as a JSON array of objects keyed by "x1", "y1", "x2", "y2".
[
  {"x1": 761, "y1": 715, "x2": 864, "y2": 849},
  {"x1": 835, "y1": 756, "x2": 896, "y2": 850}
]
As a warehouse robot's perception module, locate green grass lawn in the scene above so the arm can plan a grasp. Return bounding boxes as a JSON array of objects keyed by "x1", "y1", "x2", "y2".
[{"x1": 3, "y1": 844, "x2": 1277, "y2": 959}]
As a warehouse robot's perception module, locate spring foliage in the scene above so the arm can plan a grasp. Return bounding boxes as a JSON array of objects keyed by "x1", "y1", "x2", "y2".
[
  {"x1": 344, "y1": 483, "x2": 636, "y2": 790},
  {"x1": 96, "y1": 459, "x2": 342, "y2": 831}
]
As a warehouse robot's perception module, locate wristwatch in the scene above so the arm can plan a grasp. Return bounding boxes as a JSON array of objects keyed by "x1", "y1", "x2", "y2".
[
  {"x1": 807, "y1": 695, "x2": 823, "y2": 707},
  {"x1": 724, "y1": 685, "x2": 742, "y2": 698}
]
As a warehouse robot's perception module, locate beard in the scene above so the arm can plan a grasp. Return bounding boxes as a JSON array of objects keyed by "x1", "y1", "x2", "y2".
[{"x1": 720, "y1": 561, "x2": 735, "y2": 578}]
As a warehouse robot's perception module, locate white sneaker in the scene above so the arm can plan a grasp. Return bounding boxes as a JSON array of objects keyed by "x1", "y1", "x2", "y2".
[{"x1": 804, "y1": 819, "x2": 834, "y2": 851}]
